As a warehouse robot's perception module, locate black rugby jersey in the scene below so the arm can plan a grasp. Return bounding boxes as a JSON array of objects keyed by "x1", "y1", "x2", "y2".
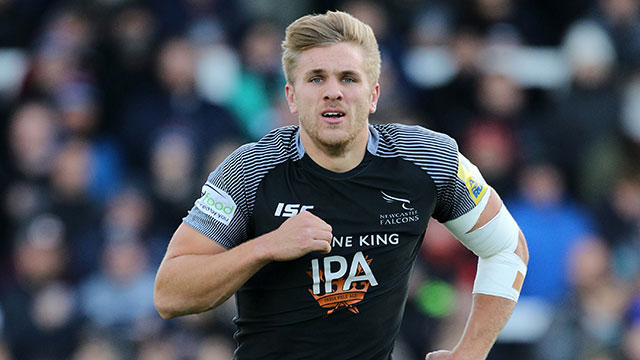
[{"x1": 184, "y1": 123, "x2": 483, "y2": 360}]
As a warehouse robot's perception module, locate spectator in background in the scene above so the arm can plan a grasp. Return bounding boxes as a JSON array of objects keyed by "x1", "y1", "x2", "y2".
[
  {"x1": 120, "y1": 36, "x2": 242, "y2": 172},
  {"x1": 101, "y1": 184, "x2": 155, "y2": 264},
  {"x1": 19, "y1": 5, "x2": 95, "y2": 102},
  {"x1": 598, "y1": 174, "x2": 640, "y2": 282},
  {"x1": 548, "y1": 19, "x2": 621, "y2": 205},
  {"x1": 78, "y1": 237, "x2": 158, "y2": 346},
  {"x1": 226, "y1": 20, "x2": 286, "y2": 139},
  {"x1": 509, "y1": 162, "x2": 595, "y2": 303},
  {"x1": 54, "y1": 78, "x2": 123, "y2": 205},
  {"x1": 6, "y1": 101, "x2": 59, "y2": 182},
  {"x1": 96, "y1": 3, "x2": 159, "y2": 134},
  {"x1": 49, "y1": 138, "x2": 103, "y2": 280},
  {"x1": 1, "y1": 214, "x2": 81, "y2": 360},
  {"x1": 454, "y1": 0, "x2": 548, "y2": 45},
  {"x1": 500, "y1": 162, "x2": 596, "y2": 357},
  {"x1": 589, "y1": 0, "x2": 640, "y2": 75},
  {"x1": 537, "y1": 238, "x2": 630, "y2": 359},
  {"x1": 148, "y1": 130, "x2": 200, "y2": 257},
  {"x1": 412, "y1": 25, "x2": 484, "y2": 138},
  {"x1": 459, "y1": 73, "x2": 525, "y2": 197},
  {"x1": 3, "y1": 101, "x2": 60, "y2": 256},
  {"x1": 148, "y1": 0, "x2": 245, "y2": 44}
]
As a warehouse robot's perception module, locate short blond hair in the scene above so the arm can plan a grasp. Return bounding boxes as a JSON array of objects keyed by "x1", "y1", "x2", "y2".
[{"x1": 281, "y1": 10, "x2": 381, "y2": 87}]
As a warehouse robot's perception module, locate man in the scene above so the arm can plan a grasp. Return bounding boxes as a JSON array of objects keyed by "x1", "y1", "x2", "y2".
[{"x1": 154, "y1": 10, "x2": 529, "y2": 360}]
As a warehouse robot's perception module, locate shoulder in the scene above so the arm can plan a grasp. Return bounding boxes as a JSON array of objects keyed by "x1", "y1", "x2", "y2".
[
  {"x1": 373, "y1": 123, "x2": 457, "y2": 155},
  {"x1": 224, "y1": 125, "x2": 300, "y2": 168},
  {"x1": 372, "y1": 124, "x2": 459, "y2": 173}
]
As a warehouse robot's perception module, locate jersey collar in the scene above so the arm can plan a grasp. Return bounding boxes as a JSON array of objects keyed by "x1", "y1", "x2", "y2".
[{"x1": 294, "y1": 124, "x2": 380, "y2": 160}]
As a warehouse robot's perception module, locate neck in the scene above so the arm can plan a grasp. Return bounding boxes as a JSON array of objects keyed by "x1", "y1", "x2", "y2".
[{"x1": 300, "y1": 127, "x2": 369, "y2": 173}]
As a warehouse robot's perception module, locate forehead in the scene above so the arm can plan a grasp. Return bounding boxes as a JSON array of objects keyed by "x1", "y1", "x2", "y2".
[{"x1": 296, "y1": 42, "x2": 367, "y2": 76}]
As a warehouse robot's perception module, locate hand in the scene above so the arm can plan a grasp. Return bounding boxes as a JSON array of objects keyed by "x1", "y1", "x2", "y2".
[
  {"x1": 262, "y1": 211, "x2": 332, "y2": 261},
  {"x1": 425, "y1": 350, "x2": 453, "y2": 360}
]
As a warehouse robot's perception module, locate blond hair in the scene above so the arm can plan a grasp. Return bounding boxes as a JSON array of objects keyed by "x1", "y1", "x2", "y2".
[{"x1": 281, "y1": 10, "x2": 381, "y2": 87}]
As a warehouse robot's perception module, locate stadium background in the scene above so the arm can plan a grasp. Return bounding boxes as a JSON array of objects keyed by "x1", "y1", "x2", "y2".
[{"x1": 1, "y1": 0, "x2": 640, "y2": 359}]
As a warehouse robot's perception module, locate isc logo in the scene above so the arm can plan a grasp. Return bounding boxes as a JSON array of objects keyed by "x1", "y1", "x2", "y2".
[{"x1": 274, "y1": 203, "x2": 314, "y2": 217}]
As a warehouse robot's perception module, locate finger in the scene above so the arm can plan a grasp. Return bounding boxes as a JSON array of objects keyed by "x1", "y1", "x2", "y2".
[
  {"x1": 300, "y1": 211, "x2": 332, "y2": 230},
  {"x1": 311, "y1": 240, "x2": 331, "y2": 254},
  {"x1": 299, "y1": 209, "x2": 318, "y2": 219},
  {"x1": 313, "y1": 229, "x2": 333, "y2": 242}
]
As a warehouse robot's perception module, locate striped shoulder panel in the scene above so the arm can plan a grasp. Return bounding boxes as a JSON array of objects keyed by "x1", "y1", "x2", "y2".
[
  {"x1": 184, "y1": 126, "x2": 300, "y2": 248},
  {"x1": 239, "y1": 126, "x2": 301, "y2": 214},
  {"x1": 372, "y1": 123, "x2": 476, "y2": 221}
]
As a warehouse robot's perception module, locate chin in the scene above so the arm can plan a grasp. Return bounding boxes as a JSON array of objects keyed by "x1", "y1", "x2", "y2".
[{"x1": 317, "y1": 129, "x2": 350, "y2": 145}]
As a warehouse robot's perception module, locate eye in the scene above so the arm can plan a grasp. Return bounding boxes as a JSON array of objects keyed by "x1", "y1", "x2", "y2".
[
  {"x1": 310, "y1": 77, "x2": 323, "y2": 83},
  {"x1": 342, "y1": 77, "x2": 356, "y2": 83}
]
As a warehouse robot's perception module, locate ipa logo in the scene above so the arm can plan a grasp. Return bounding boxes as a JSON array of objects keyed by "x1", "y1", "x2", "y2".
[
  {"x1": 307, "y1": 251, "x2": 378, "y2": 315},
  {"x1": 195, "y1": 184, "x2": 236, "y2": 225}
]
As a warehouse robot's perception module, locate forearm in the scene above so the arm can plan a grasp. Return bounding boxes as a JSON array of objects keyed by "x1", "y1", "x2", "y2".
[
  {"x1": 154, "y1": 211, "x2": 332, "y2": 319},
  {"x1": 450, "y1": 294, "x2": 515, "y2": 360},
  {"x1": 154, "y1": 233, "x2": 273, "y2": 319}
]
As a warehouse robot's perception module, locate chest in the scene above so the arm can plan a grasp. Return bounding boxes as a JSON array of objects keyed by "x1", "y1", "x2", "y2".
[{"x1": 249, "y1": 156, "x2": 436, "y2": 251}]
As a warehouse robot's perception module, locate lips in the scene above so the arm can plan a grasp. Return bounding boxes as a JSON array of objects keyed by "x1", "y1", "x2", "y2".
[{"x1": 321, "y1": 109, "x2": 346, "y2": 124}]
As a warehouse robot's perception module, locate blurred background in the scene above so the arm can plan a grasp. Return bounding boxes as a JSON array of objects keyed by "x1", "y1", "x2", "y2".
[{"x1": 1, "y1": 0, "x2": 640, "y2": 359}]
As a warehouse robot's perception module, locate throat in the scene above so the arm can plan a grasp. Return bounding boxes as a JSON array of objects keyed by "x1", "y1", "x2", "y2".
[{"x1": 301, "y1": 131, "x2": 367, "y2": 173}]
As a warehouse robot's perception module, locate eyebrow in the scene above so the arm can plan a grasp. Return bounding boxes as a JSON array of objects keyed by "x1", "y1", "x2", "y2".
[
  {"x1": 304, "y1": 69, "x2": 326, "y2": 78},
  {"x1": 303, "y1": 69, "x2": 362, "y2": 78}
]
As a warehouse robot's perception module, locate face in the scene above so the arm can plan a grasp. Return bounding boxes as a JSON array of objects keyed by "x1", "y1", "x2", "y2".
[{"x1": 285, "y1": 42, "x2": 379, "y2": 156}]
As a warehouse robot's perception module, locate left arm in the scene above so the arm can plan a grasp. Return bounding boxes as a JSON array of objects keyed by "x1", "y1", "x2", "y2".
[
  {"x1": 427, "y1": 188, "x2": 529, "y2": 360},
  {"x1": 427, "y1": 294, "x2": 515, "y2": 360}
]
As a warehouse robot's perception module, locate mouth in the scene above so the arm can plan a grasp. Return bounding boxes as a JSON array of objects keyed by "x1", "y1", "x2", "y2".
[{"x1": 321, "y1": 110, "x2": 346, "y2": 124}]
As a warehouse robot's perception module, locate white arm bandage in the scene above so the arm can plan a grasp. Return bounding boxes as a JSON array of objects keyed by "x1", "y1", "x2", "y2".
[{"x1": 444, "y1": 196, "x2": 527, "y2": 302}]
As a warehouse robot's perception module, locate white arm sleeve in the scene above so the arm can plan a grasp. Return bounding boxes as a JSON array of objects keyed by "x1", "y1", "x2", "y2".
[{"x1": 444, "y1": 197, "x2": 527, "y2": 302}]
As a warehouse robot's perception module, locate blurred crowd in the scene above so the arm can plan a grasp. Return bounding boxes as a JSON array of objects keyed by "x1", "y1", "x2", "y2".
[{"x1": 1, "y1": 0, "x2": 640, "y2": 359}]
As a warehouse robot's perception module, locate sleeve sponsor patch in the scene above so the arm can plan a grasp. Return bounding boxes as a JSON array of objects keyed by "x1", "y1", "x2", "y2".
[
  {"x1": 457, "y1": 153, "x2": 487, "y2": 205},
  {"x1": 195, "y1": 184, "x2": 237, "y2": 226}
]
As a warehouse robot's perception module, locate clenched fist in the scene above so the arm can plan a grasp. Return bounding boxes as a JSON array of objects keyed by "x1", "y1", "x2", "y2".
[{"x1": 262, "y1": 211, "x2": 333, "y2": 261}]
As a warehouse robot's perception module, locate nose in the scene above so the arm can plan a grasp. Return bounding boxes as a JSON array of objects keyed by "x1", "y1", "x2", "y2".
[{"x1": 323, "y1": 78, "x2": 343, "y2": 101}]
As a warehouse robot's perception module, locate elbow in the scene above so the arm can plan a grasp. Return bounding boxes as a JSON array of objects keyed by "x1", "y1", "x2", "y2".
[
  {"x1": 154, "y1": 284, "x2": 179, "y2": 320},
  {"x1": 155, "y1": 303, "x2": 176, "y2": 320},
  {"x1": 153, "y1": 273, "x2": 193, "y2": 320},
  {"x1": 156, "y1": 307, "x2": 175, "y2": 320},
  {"x1": 153, "y1": 280, "x2": 218, "y2": 319}
]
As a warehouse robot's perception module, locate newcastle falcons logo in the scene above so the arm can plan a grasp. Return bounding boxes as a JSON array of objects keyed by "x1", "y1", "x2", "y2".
[{"x1": 381, "y1": 191, "x2": 414, "y2": 211}]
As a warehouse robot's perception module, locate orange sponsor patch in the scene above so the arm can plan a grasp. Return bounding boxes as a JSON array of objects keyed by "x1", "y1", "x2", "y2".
[{"x1": 307, "y1": 257, "x2": 373, "y2": 316}]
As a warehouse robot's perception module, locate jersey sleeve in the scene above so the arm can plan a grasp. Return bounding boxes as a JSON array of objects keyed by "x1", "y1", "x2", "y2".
[
  {"x1": 183, "y1": 144, "x2": 251, "y2": 249},
  {"x1": 433, "y1": 147, "x2": 489, "y2": 223}
]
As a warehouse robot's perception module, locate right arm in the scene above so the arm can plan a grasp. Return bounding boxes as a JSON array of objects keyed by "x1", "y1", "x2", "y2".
[{"x1": 153, "y1": 211, "x2": 332, "y2": 319}]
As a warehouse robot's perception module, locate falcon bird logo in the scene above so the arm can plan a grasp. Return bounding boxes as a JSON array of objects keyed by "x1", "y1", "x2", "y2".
[{"x1": 381, "y1": 191, "x2": 414, "y2": 211}]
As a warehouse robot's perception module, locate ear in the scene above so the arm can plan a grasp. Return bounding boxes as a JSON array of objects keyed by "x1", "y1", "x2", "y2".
[
  {"x1": 285, "y1": 83, "x2": 298, "y2": 115},
  {"x1": 369, "y1": 83, "x2": 380, "y2": 114}
]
